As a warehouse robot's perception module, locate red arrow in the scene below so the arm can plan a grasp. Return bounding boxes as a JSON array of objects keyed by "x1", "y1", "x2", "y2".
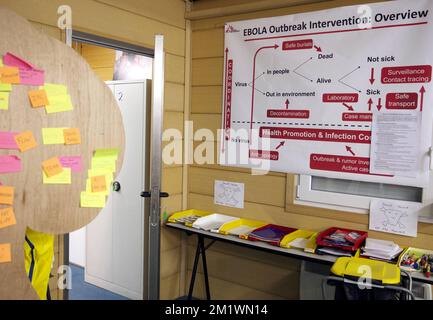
[
  {"x1": 377, "y1": 98, "x2": 382, "y2": 111},
  {"x1": 222, "y1": 48, "x2": 229, "y2": 153},
  {"x1": 346, "y1": 146, "x2": 356, "y2": 156},
  {"x1": 420, "y1": 86, "x2": 426, "y2": 112},
  {"x1": 276, "y1": 141, "x2": 285, "y2": 150},
  {"x1": 342, "y1": 103, "x2": 354, "y2": 111},
  {"x1": 369, "y1": 68, "x2": 375, "y2": 85},
  {"x1": 368, "y1": 98, "x2": 373, "y2": 111},
  {"x1": 285, "y1": 99, "x2": 290, "y2": 109},
  {"x1": 250, "y1": 44, "x2": 279, "y2": 146},
  {"x1": 314, "y1": 45, "x2": 322, "y2": 52}
]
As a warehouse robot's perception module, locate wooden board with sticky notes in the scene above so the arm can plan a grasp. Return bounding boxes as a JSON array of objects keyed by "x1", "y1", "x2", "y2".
[{"x1": 0, "y1": 6, "x2": 124, "y2": 299}]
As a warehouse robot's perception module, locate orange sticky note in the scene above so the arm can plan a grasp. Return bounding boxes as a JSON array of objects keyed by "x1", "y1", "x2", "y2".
[
  {"x1": 0, "y1": 207, "x2": 16, "y2": 229},
  {"x1": 42, "y1": 157, "x2": 63, "y2": 178},
  {"x1": 28, "y1": 90, "x2": 49, "y2": 108},
  {"x1": 91, "y1": 175, "x2": 107, "y2": 193},
  {"x1": 14, "y1": 131, "x2": 37, "y2": 152},
  {"x1": 63, "y1": 128, "x2": 81, "y2": 145},
  {"x1": 0, "y1": 66, "x2": 20, "y2": 84},
  {"x1": 0, "y1": 186, "x2": 14, "y2": 205},
  {"x1": 0, "y1": 243, "x2": 12, "y2": 263}
]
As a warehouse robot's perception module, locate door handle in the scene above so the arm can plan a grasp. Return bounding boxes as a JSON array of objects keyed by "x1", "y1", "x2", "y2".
[
  {"x1": 141, "y1": 191, "x2": 169, "y2": 198},
  {"x1": 113, "y1": 181, "x2": 121, "y2": 192}
]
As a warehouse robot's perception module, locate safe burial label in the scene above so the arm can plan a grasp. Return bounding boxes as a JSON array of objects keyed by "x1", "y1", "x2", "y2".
[{"x1": 220, "y1": 0, "x2": 433, "y2": 187}]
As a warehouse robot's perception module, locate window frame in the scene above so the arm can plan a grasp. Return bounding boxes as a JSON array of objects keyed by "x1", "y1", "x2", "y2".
[{"x1": 294, "y1": 174, "x2": 433, "y2": 224}]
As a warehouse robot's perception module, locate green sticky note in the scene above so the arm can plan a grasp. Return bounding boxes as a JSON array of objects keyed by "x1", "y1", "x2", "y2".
[
  {"x1": 0, "y1": 92, "x2": 9, "y2": 110},
  {"x1": 42, "y1": 128, "x2": 67, "y2": 145},
  {"x1": 43, "y1": 168, "x2": 71, "y2": 184},
  {"x1": 94, "y1": 148, "x2": 120, "y2": 159},
  {"x1": 41, "y1": 83, "x2": 68, "y2": 96},
  {"x1": 45, "y1": 94, "x2": 73, "y2": 114},
  {"x1": 80, "y1": 192, "x2": 106, "y2": 208},
  {"x1": 0, "y1": 83, "x2": 12, "y2": 92}
]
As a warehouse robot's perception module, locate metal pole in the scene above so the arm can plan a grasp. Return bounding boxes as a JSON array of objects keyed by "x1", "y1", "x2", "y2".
[
  {"x1": 148, "y1": 35, "x2": 165, "y2": 300},
  {"x1": 62, "y1": 26, "x2": 73, "y2": 301}
]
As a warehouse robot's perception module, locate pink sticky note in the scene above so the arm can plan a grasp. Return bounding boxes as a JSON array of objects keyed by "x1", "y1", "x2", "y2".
[
  {"x1": 0, "y1": 155, "x2": 22, "y2": 174},
  {"x1": 3, "y1": 52, "x2": 36, "y2": 69},
  {"x1": 3, "y1": 52, "x2": 44, "y2": 86},
  {"x1": 19, "y1": 69, "x2": 45, "y2": 86},
  {"x1": 0, "y1": 132, "x2": 19, "y2": 150},
  {"x1": 59, "y1": 156, "x2": 82, "y2": 173}
]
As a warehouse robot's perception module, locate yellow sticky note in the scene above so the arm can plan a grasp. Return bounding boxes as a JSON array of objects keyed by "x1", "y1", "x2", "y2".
[
  {"x1": 28, "y1": 90, "x2": 49, "y2": 108},
  {"x1": 0, "y1": 243, "x2": 12, "y2": 263},
  {"x1": 94, "y1": 148, "x2": 120, "y2": 159},
  {"x1": 80, "y1": 192, "x2": 106, "y2": 208},
  {"x1": 0, "y1": 207, "x2": 16, "y2": 229},
  {"x1": 42, "y1": 157, "x2": 63, "y2": 178},
  {"x1": 42, "y1": 128, "x2": 66, "y2": 145},
  {"x1": 14, "y1": 131, "x2": 37, "y2": 152},
  {"x1": 91, "y1": 157, "x2": 116, "y2": 172},
  {"x1": 46, "y1": 94, "x2": 73, "y2": 114},
  {"x1": 91, "y1": 175, "x2": 107, "y2": 193},
  {"x1": 0, "y1": 92, "x2": 9, "y2": 110},
  {"x1": 63, "y1": 128, "x2": 81, "y2": 145},
  {"x1": 0, "y1": 66, "x2": 20, "y2": 84},
  {"x1": 0, "y1": 186, "x2": 14, "y2": 205},
  {"x1": 0, "y1": 83, "x2": 12, "y2": 92},
  {"x1": 43, "y1": 168, "x2": 71, "y2": 184},
  {"x1": 41, "y1": 83, "x2": 68, "y2": 96}
]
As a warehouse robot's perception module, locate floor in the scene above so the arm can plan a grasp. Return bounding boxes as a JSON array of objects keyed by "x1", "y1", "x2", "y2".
[{"x1": 68, "y1": 264, "x2": 129, "y2": 300}]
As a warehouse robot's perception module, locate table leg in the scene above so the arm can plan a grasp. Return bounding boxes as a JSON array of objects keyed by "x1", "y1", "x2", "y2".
[
  {"x1": 199, "y1": 236, "x2": 211, "y2": 300},
  {"x1": 188, "y1": 236, "x2": 201, "y2": 300}
]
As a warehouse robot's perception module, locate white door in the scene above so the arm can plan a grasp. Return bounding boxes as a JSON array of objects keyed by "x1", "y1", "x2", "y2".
[{"x1": 85, "y1": 80, "x2": 150, "y2": 300}]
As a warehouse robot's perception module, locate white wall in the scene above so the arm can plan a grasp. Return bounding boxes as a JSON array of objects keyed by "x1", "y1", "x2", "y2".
[{"x1": 69, "y1": 227, "x2": 86, "y2": 267}]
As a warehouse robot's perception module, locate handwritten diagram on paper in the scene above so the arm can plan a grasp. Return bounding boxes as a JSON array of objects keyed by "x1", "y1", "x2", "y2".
[
  {"x1": 214, "y1": 180, "x2": 245, "y2": 209},
  {"x1": 370, "y1": 199, "x2": 419, "y2": 237}
]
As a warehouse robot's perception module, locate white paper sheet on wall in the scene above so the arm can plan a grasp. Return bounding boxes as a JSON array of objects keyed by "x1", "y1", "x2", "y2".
[
  {"x1": 369, "y1": 199, "x2": 420, "y2": 237},
  {"x1": 370, "y1": 112, "x2": 422, "y2": 180},
  {"x1": 214, "y1": 180, "x2": 245, "y2": 209}
]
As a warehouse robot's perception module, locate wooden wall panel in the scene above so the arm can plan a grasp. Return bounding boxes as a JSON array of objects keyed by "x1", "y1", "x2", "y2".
[
  {"x1": 191, "y1": 86, "x2": 222, "y2": 114},
  {"x1": 95, "y1": 0, "x2": 186, "y2": 29},
  {"x1": 165, "y1": 83, "x2": 185, "y2": 112},
  {"x1": 0, "y1": 0, "x2": 185, "y2": 56},
  {"x1": 189, "y1": 167, "x2": 286, "y2": 207},
  {"x1": 192, "y1": 28, "x2": 224, "y2": 59},
  {"x1": 187, "y1": 271, "x2": 286, "y2": 300},
  {"x1": 166, "y1": 54, "x2": 186, "y2": 85},
  {"x1": 192, "y1": 57, "x2": 223, "y2": 86},
  {"x1": 187, "y1": 244, "x2": 300, "y2": 299}
]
